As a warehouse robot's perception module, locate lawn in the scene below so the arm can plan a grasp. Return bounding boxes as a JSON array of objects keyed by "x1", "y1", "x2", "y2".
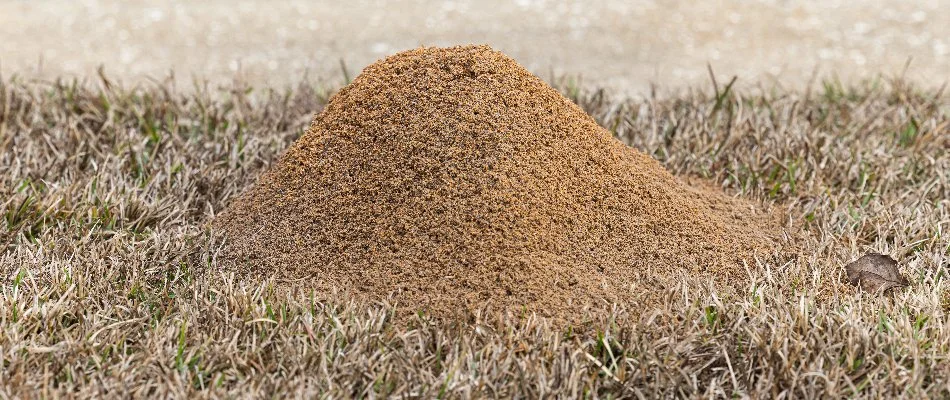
[{"x1": 1, "y1": 75, "x2": 948, "y2": 398}]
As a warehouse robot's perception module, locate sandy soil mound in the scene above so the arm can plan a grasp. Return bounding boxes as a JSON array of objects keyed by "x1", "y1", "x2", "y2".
[{"x1": 214, "y1": 45, "x2": 782, "y2": 322}]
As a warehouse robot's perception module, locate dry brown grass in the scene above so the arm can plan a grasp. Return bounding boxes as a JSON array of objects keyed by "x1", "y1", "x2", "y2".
[{"x1": 1, "y1": 74, "x2": 948, "y2": 398}]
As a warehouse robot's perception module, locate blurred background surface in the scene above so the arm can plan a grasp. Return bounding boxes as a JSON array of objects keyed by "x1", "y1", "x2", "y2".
[{"x1": 2, "y1": 0, "x2": 948, "y2": 95}]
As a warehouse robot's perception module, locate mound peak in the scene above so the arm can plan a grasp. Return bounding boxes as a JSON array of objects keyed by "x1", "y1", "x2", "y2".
[{"x1": 214, "y1": 45, "x2": 781, "y2": 323}]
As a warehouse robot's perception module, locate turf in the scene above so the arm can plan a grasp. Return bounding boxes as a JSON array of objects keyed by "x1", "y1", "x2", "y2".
[{"x1": 1, "y1": 74, "x2": 948, "y2": 398}]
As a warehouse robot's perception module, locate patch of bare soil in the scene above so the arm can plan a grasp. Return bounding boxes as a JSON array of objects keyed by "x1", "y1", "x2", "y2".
[{"x1": 214, "y1": 45, "x2": 784, "y2": 323}]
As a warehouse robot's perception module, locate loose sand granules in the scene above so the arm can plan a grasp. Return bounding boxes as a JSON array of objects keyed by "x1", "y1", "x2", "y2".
[{"x1": 214, "y1": 45, "x2": 783, "y2": 323}]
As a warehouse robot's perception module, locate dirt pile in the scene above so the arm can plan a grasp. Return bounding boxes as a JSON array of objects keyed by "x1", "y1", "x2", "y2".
[{"x1": 214, "y1": 45, "x2": 782, "y2": 322}]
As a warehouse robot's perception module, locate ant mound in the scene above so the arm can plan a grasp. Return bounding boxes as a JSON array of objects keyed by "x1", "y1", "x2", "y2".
[{"x1": 215, "y1": 45, "x2": 783, "y2": 324}]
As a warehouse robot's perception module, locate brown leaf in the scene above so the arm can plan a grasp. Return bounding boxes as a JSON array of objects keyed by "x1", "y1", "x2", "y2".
[{"x1": 844, "y1": 253, "x2": 909, "y2": 293}]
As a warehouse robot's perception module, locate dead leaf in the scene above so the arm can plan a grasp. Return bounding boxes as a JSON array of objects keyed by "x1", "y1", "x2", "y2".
[{"x1": 844, "y1": 253, "x2": 909, "y2": 293}]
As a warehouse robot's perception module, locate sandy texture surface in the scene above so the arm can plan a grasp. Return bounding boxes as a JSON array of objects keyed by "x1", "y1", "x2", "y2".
[
  {"x1": 214, "y1": 45, "x2": 782, "y2": 323},
  {"x1": 2, "y1": 0, "x2": 948, "y2": 94}
]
